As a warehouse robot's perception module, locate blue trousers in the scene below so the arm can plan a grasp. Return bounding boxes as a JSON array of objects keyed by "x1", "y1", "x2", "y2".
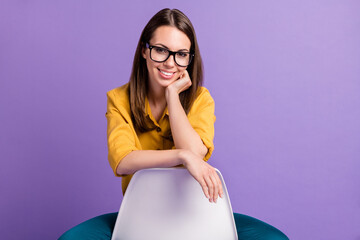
[{"x1": 59, "y1": 212, "x2": 288, "y2": 240}]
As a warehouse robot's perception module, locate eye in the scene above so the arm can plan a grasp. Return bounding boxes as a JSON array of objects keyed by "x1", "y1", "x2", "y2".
[
  {"x1": 176, "y1": 52, "x2": 189, "y2": 58},
  {"x1": 154, "y1": 47, "x2": 168, "y2": 54}
]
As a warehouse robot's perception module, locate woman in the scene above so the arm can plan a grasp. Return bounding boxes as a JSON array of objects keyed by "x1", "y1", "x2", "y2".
[{"x1": 59, "y1": 8, "x2": 288, "y2": 240}]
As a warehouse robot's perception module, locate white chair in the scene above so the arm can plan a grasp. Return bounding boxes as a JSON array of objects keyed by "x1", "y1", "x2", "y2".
[{"x1": 111, "y1": 167, "x2": 238, "y2": 240}]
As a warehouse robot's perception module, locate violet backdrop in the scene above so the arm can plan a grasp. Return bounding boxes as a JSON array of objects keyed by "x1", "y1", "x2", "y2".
[{"x1": 1, "y1": 1, "x2": 359, "y2": 239}]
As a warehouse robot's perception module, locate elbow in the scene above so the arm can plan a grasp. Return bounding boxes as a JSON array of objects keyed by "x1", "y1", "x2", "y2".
[
  {"x1": 192, "y1": 144, "x2": 208, "y2": 160},
  {"x1": 116, "y1": 163, "x2": 135, "y2": 176},
  {"x1": 200, "y1": 146, "x2": 208, "y2": 160},
  {"x1": 116, "y1": 165, "x2": 125, "y2": 176},
  {"x1": 115, "y1": 151, "x2": 136, "y2": 176},
  {"x1": 200, "y1": 147, "x2": 208, "y2": 159},
  {"x1": 116, "y1": 163, "x2": 127, "y2": 176},
  {"x1": 115, "y1": 159, "x2": 131, "y2": 176}
]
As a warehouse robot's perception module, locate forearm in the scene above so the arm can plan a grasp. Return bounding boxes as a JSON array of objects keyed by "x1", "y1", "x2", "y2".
[
  {"x1": 116, "y1": 149, "x2": 184, "y2": 176},
  {"x1": 166, "y1": 91, "x2": 208, "y2": 158},
  {"x1": 118, "y1": 148, "x2": 224, "y2": 203}
]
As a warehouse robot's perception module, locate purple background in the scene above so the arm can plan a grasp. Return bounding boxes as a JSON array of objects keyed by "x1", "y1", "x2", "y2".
[{"x1": 1, "y1": 1, "x2": 359, "y2": 239}]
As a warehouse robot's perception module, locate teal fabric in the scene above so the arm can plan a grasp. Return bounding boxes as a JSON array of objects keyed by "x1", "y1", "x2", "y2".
[
  {"x1": 59, "y1": 213, "x2": 116, "y2": 240},
  {"x1": 59, "y1": 212, "x2": 288, "y2": 240},
  {"x1": 233, "y1": 213, "x2": 289, "y2": 240}
]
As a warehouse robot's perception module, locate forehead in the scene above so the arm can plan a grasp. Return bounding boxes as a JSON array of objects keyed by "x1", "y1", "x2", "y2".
[{"x1": 150, "y1": 26, "x2": 191, "y2": 51}]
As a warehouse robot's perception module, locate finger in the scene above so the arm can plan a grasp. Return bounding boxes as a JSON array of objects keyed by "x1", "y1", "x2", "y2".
[
  {"x1": 215, "y1": 172, "x2": 224, "y2": 198},
  {"x1": 180, "y1": 69, "x2": 190, "y2": 81},
  {"x1": 176, "y1": 78, "x2": 191, "y2": 93},
  {"x1": 181, "y1": 79, "x2": 192, "y2": 92},
  {"x1": 209, "y1": 173, "x2": 219, "y2": 203},
  {"x1": 199, "y1": 178, "x2": 210, "y2": 199},
  {"x1": 204, "y1": 175, "x2": 214, "y2": 203},
  {"x1": 208, "y1": 168, "x2": 218, "y2": 202}
]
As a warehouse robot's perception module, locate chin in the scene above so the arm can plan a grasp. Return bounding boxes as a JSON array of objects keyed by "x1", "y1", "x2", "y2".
[
  {"x1": 153, "y1": 74, "x2": 178, "y2": 87},
  {"x1": 158, "y1": 78, "x2": 176, "y2": 88}
]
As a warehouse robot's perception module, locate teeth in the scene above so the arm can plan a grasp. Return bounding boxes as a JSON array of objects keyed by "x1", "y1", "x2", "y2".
[{"x1": 160, "y1": 70, "x2": 173, "y2": 76}]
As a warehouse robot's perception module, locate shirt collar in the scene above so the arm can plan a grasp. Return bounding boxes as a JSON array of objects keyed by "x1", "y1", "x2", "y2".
[{"x1": 145, "y1": 97, "x2": 169, "y2": 122}]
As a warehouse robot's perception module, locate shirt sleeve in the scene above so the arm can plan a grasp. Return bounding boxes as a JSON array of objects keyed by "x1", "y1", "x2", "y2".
[
  {"x1": 106, "y1": 90, "x2": 139, "y2": 177},
  {"x1": 187, "y1": 88, "x2": 216, "y2": 161}
]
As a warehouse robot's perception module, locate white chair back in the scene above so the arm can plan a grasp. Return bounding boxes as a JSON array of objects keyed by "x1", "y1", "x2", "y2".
[{"x1": 111, "y1": 167, "x2": 238, "y2": 240}]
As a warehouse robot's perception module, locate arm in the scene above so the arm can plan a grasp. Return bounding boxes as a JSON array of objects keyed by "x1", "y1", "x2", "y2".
[
  {"x1": 116, "y1": 149, "x2": 183, "y2": 176},
  {"x1": 165, "y1": 70, "x2": 208, "y2": 158},
  {"x1": 163, "y1": 70, "x2": 222, "y2": 203},
  {"x1": 117, "y1": 148, "x2": 223, "y2": 203}
]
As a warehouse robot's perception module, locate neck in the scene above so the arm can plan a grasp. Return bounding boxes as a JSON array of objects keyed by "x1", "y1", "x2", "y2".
[{"x1": 147, "y1": 83, "x2": 166, "y2": 107}]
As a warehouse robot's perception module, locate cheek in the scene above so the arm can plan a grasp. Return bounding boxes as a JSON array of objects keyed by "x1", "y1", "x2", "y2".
[
  {"x1": 145, "y1": 58, "x2": 154, "y2": 69},
  {"x1": 146, "y1": 60, "x2": 161, "y2": 76},
  {"x1": 150, "y1": 62, "x2": 163, "y2": 72}
]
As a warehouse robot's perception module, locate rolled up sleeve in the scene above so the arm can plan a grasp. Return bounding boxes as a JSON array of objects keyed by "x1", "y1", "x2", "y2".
[
  {"x1": 187, "y1": 88, "x2": 216, "y2": 161},
  {"x1": 106, "y1": 90, "x2": 139, "y2": 176}
]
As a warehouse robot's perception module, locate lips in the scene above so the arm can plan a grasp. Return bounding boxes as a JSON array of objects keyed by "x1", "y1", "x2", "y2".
[{"x1": 158, "y1": 68, "x2": 175, "y2": 79}]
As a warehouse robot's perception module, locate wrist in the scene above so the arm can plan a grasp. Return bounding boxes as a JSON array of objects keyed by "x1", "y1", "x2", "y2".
[
  {"x1": 177, "y1": 149, "x2": 191, "y2": 166},
  {"x1": 165, "y1": 87, "x2": 179, "y2": 102}
]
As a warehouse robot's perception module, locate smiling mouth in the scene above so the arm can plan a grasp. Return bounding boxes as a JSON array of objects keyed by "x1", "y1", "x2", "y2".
[{"x1": 158, "y1": 68, "x2": 175, "y2": 76}]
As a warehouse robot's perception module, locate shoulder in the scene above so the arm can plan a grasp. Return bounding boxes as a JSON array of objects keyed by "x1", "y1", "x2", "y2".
[
  {"x1": 107, "y1": 83, "x2": 130, "y2": 104},
  {"x1": 106, "y1": 83, "x2": 132, "y2": 119},
  {"x1": 190, "y1": 86, "x2": 215, "y2": 112},
  {"x1": 195, "y1": 86, "x2": 215, "y2": 105}
]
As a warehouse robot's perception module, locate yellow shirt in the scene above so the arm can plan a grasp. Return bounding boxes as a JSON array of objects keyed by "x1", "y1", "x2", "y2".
[{"x1": 106, "y1": 83, "x2": 216, "y2": 194}]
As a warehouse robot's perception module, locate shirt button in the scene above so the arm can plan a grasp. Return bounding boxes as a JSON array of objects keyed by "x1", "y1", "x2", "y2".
[{"x1": 156, "y1": 127, "x2": 161, "y2": 132}]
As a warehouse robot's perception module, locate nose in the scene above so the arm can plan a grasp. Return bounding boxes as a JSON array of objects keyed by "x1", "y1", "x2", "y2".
[{"x1": 164, "y1": 53, "x2": 176, "y2": 67}]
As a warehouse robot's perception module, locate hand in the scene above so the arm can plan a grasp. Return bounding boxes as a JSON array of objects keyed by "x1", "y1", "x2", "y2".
[
  {"x1": 179, "y1": 150, "x2": 224, "y2": 203},
  {"x1": 166, "y1": 70, "x2": 192, "y2": 96}
]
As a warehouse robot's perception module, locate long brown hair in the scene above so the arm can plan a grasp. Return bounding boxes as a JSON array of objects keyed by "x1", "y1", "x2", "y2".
[{"x1": 129, "y1": 8, "x2": 203, "y2": 132}]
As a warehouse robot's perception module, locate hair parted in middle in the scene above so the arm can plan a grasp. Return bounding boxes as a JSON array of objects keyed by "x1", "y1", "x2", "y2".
[{"x1": 129, "y1": 8, "x2": 204, "y2": 133}]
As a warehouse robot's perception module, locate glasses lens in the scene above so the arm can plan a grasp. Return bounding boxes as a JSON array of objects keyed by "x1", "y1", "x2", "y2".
[
  {"x1": 150, "y1": 47, "x2": 169, "y2": 62},
  {"x1": 175, "y1": 52, "x2": 190, "y2": 67}
]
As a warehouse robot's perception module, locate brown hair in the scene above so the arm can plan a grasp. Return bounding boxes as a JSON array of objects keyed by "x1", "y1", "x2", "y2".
[{"x1": 129, "y1": 8, "x2": 203, "y2": 132}]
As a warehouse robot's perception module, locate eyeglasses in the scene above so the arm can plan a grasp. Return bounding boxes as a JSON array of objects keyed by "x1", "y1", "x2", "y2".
[{"x1": 145, "y1": 43, "x2": 194, "y2": 67}]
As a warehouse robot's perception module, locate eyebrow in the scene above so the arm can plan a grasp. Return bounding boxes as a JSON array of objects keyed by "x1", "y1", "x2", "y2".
[{"x1": 153, "y1": 43, "x2": 189, "y2": 52}]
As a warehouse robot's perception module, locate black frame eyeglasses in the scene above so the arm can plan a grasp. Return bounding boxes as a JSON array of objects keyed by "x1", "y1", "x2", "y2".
[{"x1": 145, "y1": 43, "x2": 194, "y2": 67}]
